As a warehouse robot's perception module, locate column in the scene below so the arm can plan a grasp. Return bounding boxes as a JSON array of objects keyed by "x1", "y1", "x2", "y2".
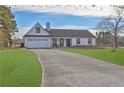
[
  {"x1": 64, "y1": 38, "x2": 66, "y2": 47},
  {"x1": 57, "y1": 38, "x2": 60, "y2": 47}
]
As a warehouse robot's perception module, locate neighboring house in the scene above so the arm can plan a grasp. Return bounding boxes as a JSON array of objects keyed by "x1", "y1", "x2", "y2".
[
  {"x1": 23, "y1": 22, "x2": 96, "y2": 48},
  {"x1": 11, "y1": 39, "x2": 24, "y2": 48}
]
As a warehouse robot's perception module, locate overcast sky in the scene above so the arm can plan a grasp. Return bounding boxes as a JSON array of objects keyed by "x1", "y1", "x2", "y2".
[{"x1": 10, "y1": 5, "x2": 124, "y2": 38}]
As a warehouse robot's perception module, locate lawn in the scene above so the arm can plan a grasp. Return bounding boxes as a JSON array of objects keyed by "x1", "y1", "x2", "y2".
[
  {"x1": 60, "y1": 48, "x2": 124, "y2": 66},
  {"x1": 0, "y1": 48, "x2": 42, "y2": 87}
]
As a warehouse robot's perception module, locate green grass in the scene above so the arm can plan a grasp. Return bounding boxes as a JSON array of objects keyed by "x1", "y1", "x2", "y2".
[
  {"x1": 60, "y1": 48, "x2": 124, "y2": 66},
  {"x1": 0, "y1": 48, "x2": 42, "y2": 87}
]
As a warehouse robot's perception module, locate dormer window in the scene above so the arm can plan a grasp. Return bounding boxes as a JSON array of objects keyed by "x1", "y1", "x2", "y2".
[{"x1": 36, "y1": 27, "x2": 40, "y2": 33}]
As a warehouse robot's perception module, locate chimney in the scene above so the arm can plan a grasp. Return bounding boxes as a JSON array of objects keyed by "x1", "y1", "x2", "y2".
[{"x1": 46, "y1": 22, "x2": 50, "y2": 31}]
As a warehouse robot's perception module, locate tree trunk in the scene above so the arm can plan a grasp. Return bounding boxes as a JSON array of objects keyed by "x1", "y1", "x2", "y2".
[
  {"x1": 112, "y1": 45, "x2": 117, "y2": 52},
  {"x1": 111, "y1": 32, "x2": 118, "y2": 52},
  {"x1": 115, "y1": 36, "x2": 118, "y2": 48},
  {"x1": 111, "y1": 38, "x2": 117, "y2": 52}
]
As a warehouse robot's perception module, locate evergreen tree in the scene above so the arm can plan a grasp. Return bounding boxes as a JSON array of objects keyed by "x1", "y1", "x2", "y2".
[{"x1": 0, "y1": 5, "x2": 17, "y2": 47}]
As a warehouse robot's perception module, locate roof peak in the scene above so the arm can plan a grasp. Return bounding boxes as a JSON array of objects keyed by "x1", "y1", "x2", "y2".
[{"x1": 35, "y1": 22, "x2": 41, "y2": 25}]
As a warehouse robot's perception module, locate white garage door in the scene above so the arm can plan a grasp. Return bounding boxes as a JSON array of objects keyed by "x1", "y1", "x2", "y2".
[{"x1": 26, "y1": 39, "x2": 50, "y2": 48}]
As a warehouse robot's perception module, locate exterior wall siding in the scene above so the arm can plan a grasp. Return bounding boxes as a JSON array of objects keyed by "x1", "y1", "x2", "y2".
[
  {"x1": 72, "y1": 38, "x2": 76, "y2": 46},
  {"x1": 92, "y1": 38, "x2": 96, "y2": 45},
  {"x1": 26, "y1": 24, "x2": 49, "y2": 36},
  {"x1": 72, "y1": 37, "x2": 96, "y2": 46},
  {"x1": 24, "y1": 37, "x2": 96, "y2": 48}
]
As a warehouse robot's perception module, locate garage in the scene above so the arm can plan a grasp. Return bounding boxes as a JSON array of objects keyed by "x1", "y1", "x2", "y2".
[
  {"x1": 25, "y1": 38, "x2": 51, "y2": 48},
  {"x1": 23, "y1": 23, "x2": 52, "y2": 48}
]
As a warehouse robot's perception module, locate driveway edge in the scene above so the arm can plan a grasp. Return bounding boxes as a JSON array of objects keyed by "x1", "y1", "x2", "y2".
[{"x1": 33, "y1": 51, "x2": 45, "y2": 87}]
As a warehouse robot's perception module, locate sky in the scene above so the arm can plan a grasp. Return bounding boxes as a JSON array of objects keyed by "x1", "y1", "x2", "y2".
[{"x1": 10, "y1": 5, "x2": 122, "y2": 38}]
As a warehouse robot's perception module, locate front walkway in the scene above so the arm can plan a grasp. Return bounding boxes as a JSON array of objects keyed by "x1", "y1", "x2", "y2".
[{"x1": 32, "y1": 49, "x2": 124, "y2": 87}]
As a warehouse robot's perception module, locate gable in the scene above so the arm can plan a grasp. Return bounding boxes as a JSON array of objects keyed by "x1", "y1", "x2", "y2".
[{"x1": 24, "y1": 23, "x2": 50, "y2": 36}]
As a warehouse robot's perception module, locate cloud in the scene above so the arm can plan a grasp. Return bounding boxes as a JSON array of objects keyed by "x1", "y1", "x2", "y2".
[
  {"x1": 89, "y1": 30, "x2": 97, "y2": 36},
  {"x1": 51, "y1": 25, "x2": 90, "y2": 29},
  {"x1": 13, "y1": 27, "x2": 31, "y2": 39},
  {"x1": 10, "y1": 5, "x2": 114, "y2": 17}
]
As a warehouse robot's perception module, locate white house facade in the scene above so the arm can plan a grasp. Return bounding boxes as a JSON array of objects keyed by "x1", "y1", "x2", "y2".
[{"x1": 23, "y1": 23, "x2": 96, "y2": 48}]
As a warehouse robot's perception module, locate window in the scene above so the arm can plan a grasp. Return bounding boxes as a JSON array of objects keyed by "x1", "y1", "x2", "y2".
[
  {"x1": 77, "y1": 37, "x2": 80, "y2": 44},
  {"x1": 88, "y1": 38, "x2": 92, "y2": 44},
  {"x1": 36, "y1": 27, "x2": 40, "y2": 33}
]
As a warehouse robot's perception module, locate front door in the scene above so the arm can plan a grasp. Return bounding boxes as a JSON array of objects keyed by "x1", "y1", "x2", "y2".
[
  {"x1": 66, "y1": 39, "x2": 72, "y2": 47},
  {"x1": 60, "y1": 38, "x2": 64, "y2": 47}
]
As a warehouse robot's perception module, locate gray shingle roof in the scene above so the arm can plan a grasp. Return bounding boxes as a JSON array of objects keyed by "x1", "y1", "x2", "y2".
[
  {"x1": 48, "y1": 29, "x2": 96, "y2": 38},
  {"x1": 24, "y1": 29, "x2": 96, "y2": 38}
]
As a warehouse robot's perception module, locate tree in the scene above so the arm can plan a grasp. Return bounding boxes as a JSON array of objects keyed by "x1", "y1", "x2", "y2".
[
  {"x1": 96, "y1": 31, "x2": 113, "y2": 46},
  {"x1": 0, "y1": 5, "x2": 17, "y2": 48},
  {"x1": 96, "y1": 6, "x2": 124, "y2": 52}
]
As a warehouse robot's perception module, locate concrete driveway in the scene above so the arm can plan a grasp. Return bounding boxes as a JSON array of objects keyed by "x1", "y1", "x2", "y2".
[{"x1": 32, "y1": 49, "x2": 124, "y2": 87}]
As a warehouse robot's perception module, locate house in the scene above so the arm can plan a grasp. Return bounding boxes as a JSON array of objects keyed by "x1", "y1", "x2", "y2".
[
  {"x1": 23, "y1": 22, "x2": 96, "y2": 48},
  {"x1": 13, "y1": 39, "x2": 24, "y2": 47}
]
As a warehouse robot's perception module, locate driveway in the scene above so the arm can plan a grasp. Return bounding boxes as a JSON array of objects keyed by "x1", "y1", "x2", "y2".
[{"x1": 32, "y1": 49, "x2": 124, "y2": 87}]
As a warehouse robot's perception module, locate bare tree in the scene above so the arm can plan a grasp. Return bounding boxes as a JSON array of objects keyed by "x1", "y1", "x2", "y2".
[
  {"x1": 97, "y1": 6, "x2": 124, "y2": 52},
  {"x1": 96, "y1": 31, "x2": 113, "y2": 47}
]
